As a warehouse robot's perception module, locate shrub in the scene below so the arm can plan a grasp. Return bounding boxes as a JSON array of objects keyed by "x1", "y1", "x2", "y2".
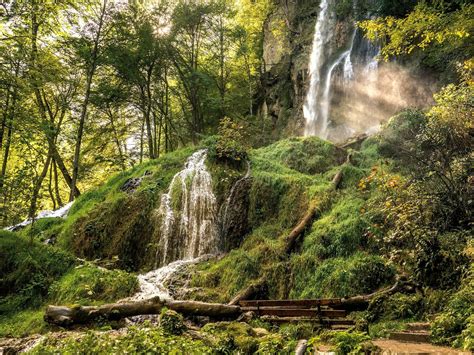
[
  {"x1": 431, "y1": 262, "x2": 474, "y2": 350},
  {"x1": 215, "y1": 117, "x2": 248, "y2": 163},
  {"x1": 159, "y1": 309, "x2": 186, "y2": 335}
]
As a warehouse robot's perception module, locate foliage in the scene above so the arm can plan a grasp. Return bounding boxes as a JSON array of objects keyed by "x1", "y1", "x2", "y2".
[
  {"x1": 30, "y1": 326, "x2": 213, "y2": 354},
  {"x1": 362, "y1": 83, "x2": 472, "y2": 288},
  {"x1": 159, "y1": 309, "x2": 186, "y2": 335},
  {"x1": 359, "y1": 2, "x2": 473, "y2": 77},
  {"x1": 215, "y1": 117, "x2": 249, "y2": 162},
  {"x1": 431, "y1": 260, "x2": 474, "y2": 350},
  {"x1": 308, "y1": 330, "x2": 372, "y2": 354}
]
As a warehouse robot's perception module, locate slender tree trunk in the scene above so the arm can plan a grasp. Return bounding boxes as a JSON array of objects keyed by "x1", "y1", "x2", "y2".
[
  {"x1": 107, "y1": 108, "x2": 126, "y2": 170},
  {"x1": 29, "y1": 151, "x2": 52, "y2": 220},
  {"x1": 70, "y1": 0, "x2": 107, "y2": 201},
  {"x1": 0, "y1": 108, "x2": 13, "y2": 190},
  {"x1": 53, "y1": 159, "x2": 63, "y2": 207},
  {"x1": 0, "y1": 76, "x2": 17, "y2": 190},
  {"x1": 144, "y1": 64, "x2": 155, "y2": 159},
  {"x1": 218, "y1": 16, "x2": 226, "y2": 119},
  {"x1": 0, "y1": 85, "x2": 11, "y2": 151},
  {"x1": 48, "y1": 162, "x2": 56, "y2": 210},
  {"x1": 139, "y1": 119, "x2": 144, "y2": 164}
]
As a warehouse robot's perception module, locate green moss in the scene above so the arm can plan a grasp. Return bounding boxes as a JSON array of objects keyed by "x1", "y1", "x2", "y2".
[
  {"x1": 302, "y1": 192, "x2": 368, "y2": 259},
  {"x1": 19, "y1": 217, "x2": 65, "y2": 243},
  {"x1": 202, "y1": 321, "x2": 259, "y2": 354},
  {"x1": 57, "y1": 147, "x2": 195, "y2": 271},
  {"x1": 0, "y1": 231, "x2": 75, "y2": 314},
  {"x1": 290, "y1": 253, "x2": 395, "y2": 298},
  {"x1": 48, "y1": 265, "x2": 137, "y2": 306},
  {"x1": 0, "y1": 309, "x2": 47, "y2": 337},
  {"x1": 253, "y1": 136, "x2": 344, "y2": 175}
]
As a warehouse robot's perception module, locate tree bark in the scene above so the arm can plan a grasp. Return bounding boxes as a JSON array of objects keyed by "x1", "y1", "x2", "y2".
[{"x1": 45, "y1": 297, "x2": 242, "y2": 326}]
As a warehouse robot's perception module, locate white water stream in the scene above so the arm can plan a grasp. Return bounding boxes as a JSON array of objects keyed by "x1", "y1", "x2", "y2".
[
  {"x1": 156, "y1": 149, "x2": 218, "y2": 267},
  {"x1": 303, "y1": 0, "x2": 335, "y2": 137},
  {"x1": 4, "y1": 201, "x2": 73, "y2": 232}
]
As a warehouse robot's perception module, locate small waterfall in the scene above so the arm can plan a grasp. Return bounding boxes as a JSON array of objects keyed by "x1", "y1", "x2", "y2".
[
  {"x1": 4, "y1": 201, "x2": 73, "y2": 232},
  {"x1": 303, "y1": 0, "x2": 335, "y2": 137},
  {"x1": 156, "y1": 149, "x2": 218, "y2": 267}
]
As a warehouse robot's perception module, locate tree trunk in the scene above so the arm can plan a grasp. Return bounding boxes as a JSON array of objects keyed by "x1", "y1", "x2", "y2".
[
  {"x1": 45, "y1": 297, "x2": 242, "y2": 326},
  {"x1": 53, "y1": 159, "x2": 63, "y2": 207},
  {"x1": 29, "y1": 151, "x2": 52, "y2": 220},
  {"x1": 70, "y1": 0, "x2": 107, "y2": 201}
]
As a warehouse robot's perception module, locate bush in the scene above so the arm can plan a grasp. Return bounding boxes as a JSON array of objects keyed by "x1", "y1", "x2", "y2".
[
  {"x1": 159, "y1": 309, "x2": 186, "y2": 335},
  {"x1": 309, "y1": 330, "x2": 372, "y2": 354},
  {"x1": 431, "y1": 262, "x2": 474, "y2": 350},
  {"x1": 215, "y1": 117, "x2": 248, "y2": 163}
]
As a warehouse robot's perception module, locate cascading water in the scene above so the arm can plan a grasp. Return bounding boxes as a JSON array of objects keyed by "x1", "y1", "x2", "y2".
[
  {"x1": 156, "y1": 149, "x2": 219, "y2": 267},
  {"x1": 319, "y1": 28, "x2": 357, "y2": 138},
  {"x1": 303, "y1": 0, "x2": 335, "y2": 137},
  {"x1": 130, "y1": 150, "x2": 219, "y2": 302},
  {"x1": 303, "y1": 0, "x2": 402, "y2": 141},
  {"x1": 131, "y1": 256, "x2": 212, "y2": 301},
  {"x1": 4, "y1": 201, "x2": 73, "y2": 232}
]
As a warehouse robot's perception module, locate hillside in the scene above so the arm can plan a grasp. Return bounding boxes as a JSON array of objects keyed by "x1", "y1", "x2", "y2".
[{"x1": 0, "y1": 0, "x2": 473, "y2": 353}]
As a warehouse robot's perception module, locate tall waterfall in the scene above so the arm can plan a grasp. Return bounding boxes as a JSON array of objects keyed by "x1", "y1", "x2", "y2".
[
  {"x1": 303, "y1": 0, "x2": 335, "y2": 137},
  {"x1": 302, "y1": 0, "x2": 409, "y2": 141},
  {"x1": 319, "y1": 28, "x2": 357, "y2": 138},
  {"x1": 155, "y1": 149, "x2": 218, "y2": 267}
]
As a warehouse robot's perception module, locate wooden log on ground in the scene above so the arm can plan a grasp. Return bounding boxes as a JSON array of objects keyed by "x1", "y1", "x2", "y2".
[
  {"x1": 45, "y1": 297, "x2": 242, "y2": 326},
  {"x1": 238, "y1": 299, "x2": 342, "y2": 308},
  {"x1": 295, "y1": 339, "x2": 308, "y2": 355},
  {"x1": 228, "y1": 278, "x2": 266, "y2": 305}
]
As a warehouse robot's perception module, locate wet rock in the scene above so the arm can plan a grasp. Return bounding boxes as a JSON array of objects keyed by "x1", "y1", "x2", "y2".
[{"x1": 120, "y1": 177, "x2": 143, "y2": 193}]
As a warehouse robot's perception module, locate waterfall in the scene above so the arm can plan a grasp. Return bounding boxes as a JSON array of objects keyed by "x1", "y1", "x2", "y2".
[
  {"x1": 156, "y1": 149, "x2": 218, "y2": 267},
  {"x1": 303, "y1": 0, "x2": 387, "y2": 141},
  {"x1": 303, "y1": 0, "x2": 334, "y2": 137},
  {"x1": 319, "y1": 27, "x2": 357, "y2": 139}
]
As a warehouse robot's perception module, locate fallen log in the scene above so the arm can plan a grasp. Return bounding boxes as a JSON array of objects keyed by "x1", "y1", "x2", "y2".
[
  {"x1": 295, "y1": 339, "x2": 308, "y2": 355},
  {"x1": 228, "y1": 278, "x2": 267, "y2": 306},
  {"x1": 339, "y1": 278, "x2": 417, "y2": 310},
  {"x1": 45, "y1": 297, "x2": 242, "y2": 326}
]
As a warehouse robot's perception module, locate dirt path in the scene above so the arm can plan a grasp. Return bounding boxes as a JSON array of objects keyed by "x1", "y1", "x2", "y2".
[{"x1": 372, "y1": 339, "x2": 471, "y2": 354}]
